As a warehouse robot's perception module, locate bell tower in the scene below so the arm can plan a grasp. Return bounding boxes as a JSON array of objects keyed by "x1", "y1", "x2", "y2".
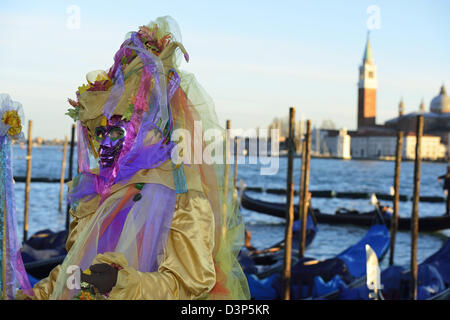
[{"x1": 357, "y1": 33, "x2": 377, "y2": 129}]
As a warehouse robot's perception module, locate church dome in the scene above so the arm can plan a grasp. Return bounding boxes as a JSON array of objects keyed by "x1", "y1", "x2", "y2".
[{"x1": 430, "y1": 85, "x2": 450, "y2": 113}]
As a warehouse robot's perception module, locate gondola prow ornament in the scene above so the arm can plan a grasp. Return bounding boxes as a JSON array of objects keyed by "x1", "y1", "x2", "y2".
[{"x1": 366, "y1": 244, "x2": 384, "y2": 300}]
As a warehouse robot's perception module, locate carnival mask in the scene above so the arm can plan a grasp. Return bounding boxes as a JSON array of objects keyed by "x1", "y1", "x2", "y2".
[{"x1": 95, "y1": 116, "x2": 127, "y2": 168}]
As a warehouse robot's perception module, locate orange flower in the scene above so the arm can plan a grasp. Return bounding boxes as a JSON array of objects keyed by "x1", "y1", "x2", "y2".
[{"x1": 79, "y1": 291, "x2": 94, "y2": 300}]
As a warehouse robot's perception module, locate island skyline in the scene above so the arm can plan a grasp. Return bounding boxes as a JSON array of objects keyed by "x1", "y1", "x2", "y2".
[{"x1": 1, "y1": 0, "x2": 449, "y2": 140}]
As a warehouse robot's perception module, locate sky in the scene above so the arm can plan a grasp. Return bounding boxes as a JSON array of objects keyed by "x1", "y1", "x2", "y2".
[{"x1": 0, "y1": 0, "x2": 449, "y2": 139}]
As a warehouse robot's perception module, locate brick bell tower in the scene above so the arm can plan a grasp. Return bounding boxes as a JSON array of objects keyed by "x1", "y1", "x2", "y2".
[{"x1": 357, "y1": 33, "x2": 377, "y2": 129}]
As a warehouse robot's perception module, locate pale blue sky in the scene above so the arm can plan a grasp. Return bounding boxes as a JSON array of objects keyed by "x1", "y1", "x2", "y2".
[{"x1": 1, "y1": 0, "x2": 449, "y2": 139}]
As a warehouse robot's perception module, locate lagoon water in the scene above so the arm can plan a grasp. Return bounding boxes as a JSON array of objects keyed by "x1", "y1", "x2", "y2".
[{"x1": 10, "y1": 145, "x2": 450, "y2": 270}]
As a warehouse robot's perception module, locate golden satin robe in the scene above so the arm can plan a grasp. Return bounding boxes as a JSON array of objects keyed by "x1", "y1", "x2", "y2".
[{"x1": 29, "y1": 161, "x2": 218, "y2": 300}]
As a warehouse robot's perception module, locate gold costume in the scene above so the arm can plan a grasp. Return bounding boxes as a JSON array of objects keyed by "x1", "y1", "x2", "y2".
[{"x1": 31, "y1": 163, "x2": 219, "y2": 300}]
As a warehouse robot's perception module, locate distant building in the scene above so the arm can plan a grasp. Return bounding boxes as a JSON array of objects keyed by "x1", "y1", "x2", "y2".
[
  {"x1": 323, "y1": 128, "x2": 351, "y2": 159},
  {"x1": 351, "y1": 131, "x2": 446, "y2": 160},
  {"x1": 403, "y1": 133, "x2": 446, "y2": 160},
  {"x1": 349, "y1": 34, "x2": 448, "y2": 160},
  {"x1": 384, "y1": 85, "x2": 450, "y2": 157},
  {"x1": 351, "y1": 131, "x2": 396, "y2": 159},
  {"x1": 357, "y1": 34, "x2": 377, "y2": 130}
]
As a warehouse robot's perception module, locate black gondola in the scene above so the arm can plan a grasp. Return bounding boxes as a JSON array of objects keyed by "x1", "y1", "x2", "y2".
[
  {"x1": 241, "y1": 189, "x2": 450, "y2": 232},
  {"x1": 239, "y1": 212, "x2": 318, "y2": 279},
  {"x1": 22, "y1": 229, "x2": 68, "y2": 279}
]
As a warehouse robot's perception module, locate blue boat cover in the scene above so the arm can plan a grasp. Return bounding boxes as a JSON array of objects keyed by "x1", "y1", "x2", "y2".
[
  {"x1": 314, "y1": 274, "x2": 348, "y2": 297},
  {"x1": 417, "y1": 264, "x2": 445, "y2": 299},
  {"x1": 243, "y1": 223, "x2": 391, "y2": 299},
  {"x1": 339, "y1": 239, "x2": 450, "y2": 300},
  {"x1": 336, "y1": 224, "x2": 390, "y2": 278},
  {"x1": 293, "y1": 215, "x2": 318, "y2": 234},
  {"x1": 308, "y1": 224, "x2": 390, "y2": 298},
  {"x1": 246, "y1": 274, "x2": 278, "y2": 300},
  {"x1": 241, "y1": 215, "x2": 318, "y2": 299},
  {"x1": 339, "y1": 264, "x2": 445, "y2": 300},
  {"x1": 421, "y1": 239, "x2": 450, "y2": 286}
]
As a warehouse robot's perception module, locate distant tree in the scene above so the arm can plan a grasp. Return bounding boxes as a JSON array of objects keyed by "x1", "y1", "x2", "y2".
[{"x1": 320, "y1": 119, "x2": 336, "y2": 130}]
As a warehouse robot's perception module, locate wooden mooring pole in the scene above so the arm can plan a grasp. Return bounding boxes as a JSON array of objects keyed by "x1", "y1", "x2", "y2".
[
  {"x1": 222, "y1": 120, "x2": 231, "y2": 239},
  {"x1": 59, "y1": 136, "x2": 68, "y2": 212},
  {"x1": 389, "y1": 131, "x2": 403, "y2": 266},
  {"x1": 410, "y1": 115, "x2": 423, "y2": 300},
  {"x1": 282, "y1": 107, "x2": 296, "y2": 300},
  {"x1": 65, "y1": 124, "x2": 75, "y2": 231},
  {"x1": 298, "y1": 139, "x2": 306, "y2": 222},
  {"x1": 23, "y1": 120, "x2": 32, "y2": 242},
  {"x1": 299, "y1": 120, "x2": 311, "y2": 258}
]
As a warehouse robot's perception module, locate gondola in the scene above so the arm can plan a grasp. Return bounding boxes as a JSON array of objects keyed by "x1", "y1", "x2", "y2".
[
  {"x1": 241, "y1": 189, "x2": 450, "y2": 232},
  {"x1": 239, "y1": 213, "x2": 318, "y2": 279},
  {"x1": 331, "y1": 238, "x2": 450, "y2": 300},
  {"x1": 22, "y1": 229, "x2": 68, "y2": 280},
  {"x1": 244, "y1": 223, "x2": 391, "y2": 299}
]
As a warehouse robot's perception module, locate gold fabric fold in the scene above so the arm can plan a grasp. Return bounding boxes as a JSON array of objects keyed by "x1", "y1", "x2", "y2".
[{"x1": 94, "y1": 191, "x2": 216, "y2": 300}]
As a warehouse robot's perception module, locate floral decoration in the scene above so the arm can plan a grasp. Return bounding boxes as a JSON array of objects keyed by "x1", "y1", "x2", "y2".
[
  {"x1": 66, "y1": 98, "x2": 80, "y2": 122},
  {"x1": 137, "y1": 25, "x2": 172, "y2": 55},
  {"x1": 0, "y1": 94, "x2": 25, "y2": 140}
]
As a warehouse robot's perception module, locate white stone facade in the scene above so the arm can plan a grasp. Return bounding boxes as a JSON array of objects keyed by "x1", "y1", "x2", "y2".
[
  {"x1": 350, "y1": 134, "x2": 446, "y2": 160},
  {"x1": 404, "y1": 135, "x2": 446, "y2": 160},
  {"x1": 323, "y1": 128, "x2": 351, "y2": 159}
]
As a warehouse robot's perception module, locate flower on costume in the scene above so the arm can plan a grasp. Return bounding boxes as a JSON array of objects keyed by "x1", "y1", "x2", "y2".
[
  {"x1": 68, "y1": 70, "x2": 114, "y2": 123},
  {"x1": 2, "y1": 110, "x2": 22, "y2": 136},
  {"x1": 74, "y1": 268, "x2": 108, "y2": 300},
  {"x1": 66, "y1": 98, "x2": 80, "y2": 122},
  {"x1": 137, "y1": 24, "x2": 172, "y2": 55},
  {"x1": 0, "y1": 94, "x2": 25, "y2": 140},
  {"x1": 77, "y1": 70, "x2": 113, "y2": 95}
]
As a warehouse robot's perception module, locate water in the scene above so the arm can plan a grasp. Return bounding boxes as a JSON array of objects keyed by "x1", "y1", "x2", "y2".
[
  {"x1": 10, "y1": 146, "x2": 449, "y2": 270},
  {"x1": 12, "y1": 145, "x2": 77, "y2": 235}
]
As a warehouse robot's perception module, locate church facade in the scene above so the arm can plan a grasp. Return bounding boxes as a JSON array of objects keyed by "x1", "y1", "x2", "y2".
[{"x1": 349, "y1": 35, "x2": 449, "y2": 160}]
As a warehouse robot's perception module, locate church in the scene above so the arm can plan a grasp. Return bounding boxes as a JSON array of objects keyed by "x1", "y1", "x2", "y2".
[{"x1": 349, "y1": 35, "x2": 449, "y2": 160}]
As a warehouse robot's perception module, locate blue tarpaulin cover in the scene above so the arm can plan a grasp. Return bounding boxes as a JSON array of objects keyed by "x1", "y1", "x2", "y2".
[
  {"x1": 339, "y1": 239, "x2": 450, "y2": 300},
  {"x1": 246, "y1": 223, "x2": 390, "y2": 299},
  {"x1": 336, "y1": 224, "x2": 390, "y2": 278},
  {"x1": 421, "y1": 239, "x2": 450, "y2": 286}
]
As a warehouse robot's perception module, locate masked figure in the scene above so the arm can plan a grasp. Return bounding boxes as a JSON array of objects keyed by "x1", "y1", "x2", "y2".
[{"x1": 20, "y1": 16, "x2": 249, "y2": 300}]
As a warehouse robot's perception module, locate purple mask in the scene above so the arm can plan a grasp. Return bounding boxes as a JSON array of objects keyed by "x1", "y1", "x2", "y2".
[{"x1": 95, "y1": 116, "x2": 127, "y2": 168}]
